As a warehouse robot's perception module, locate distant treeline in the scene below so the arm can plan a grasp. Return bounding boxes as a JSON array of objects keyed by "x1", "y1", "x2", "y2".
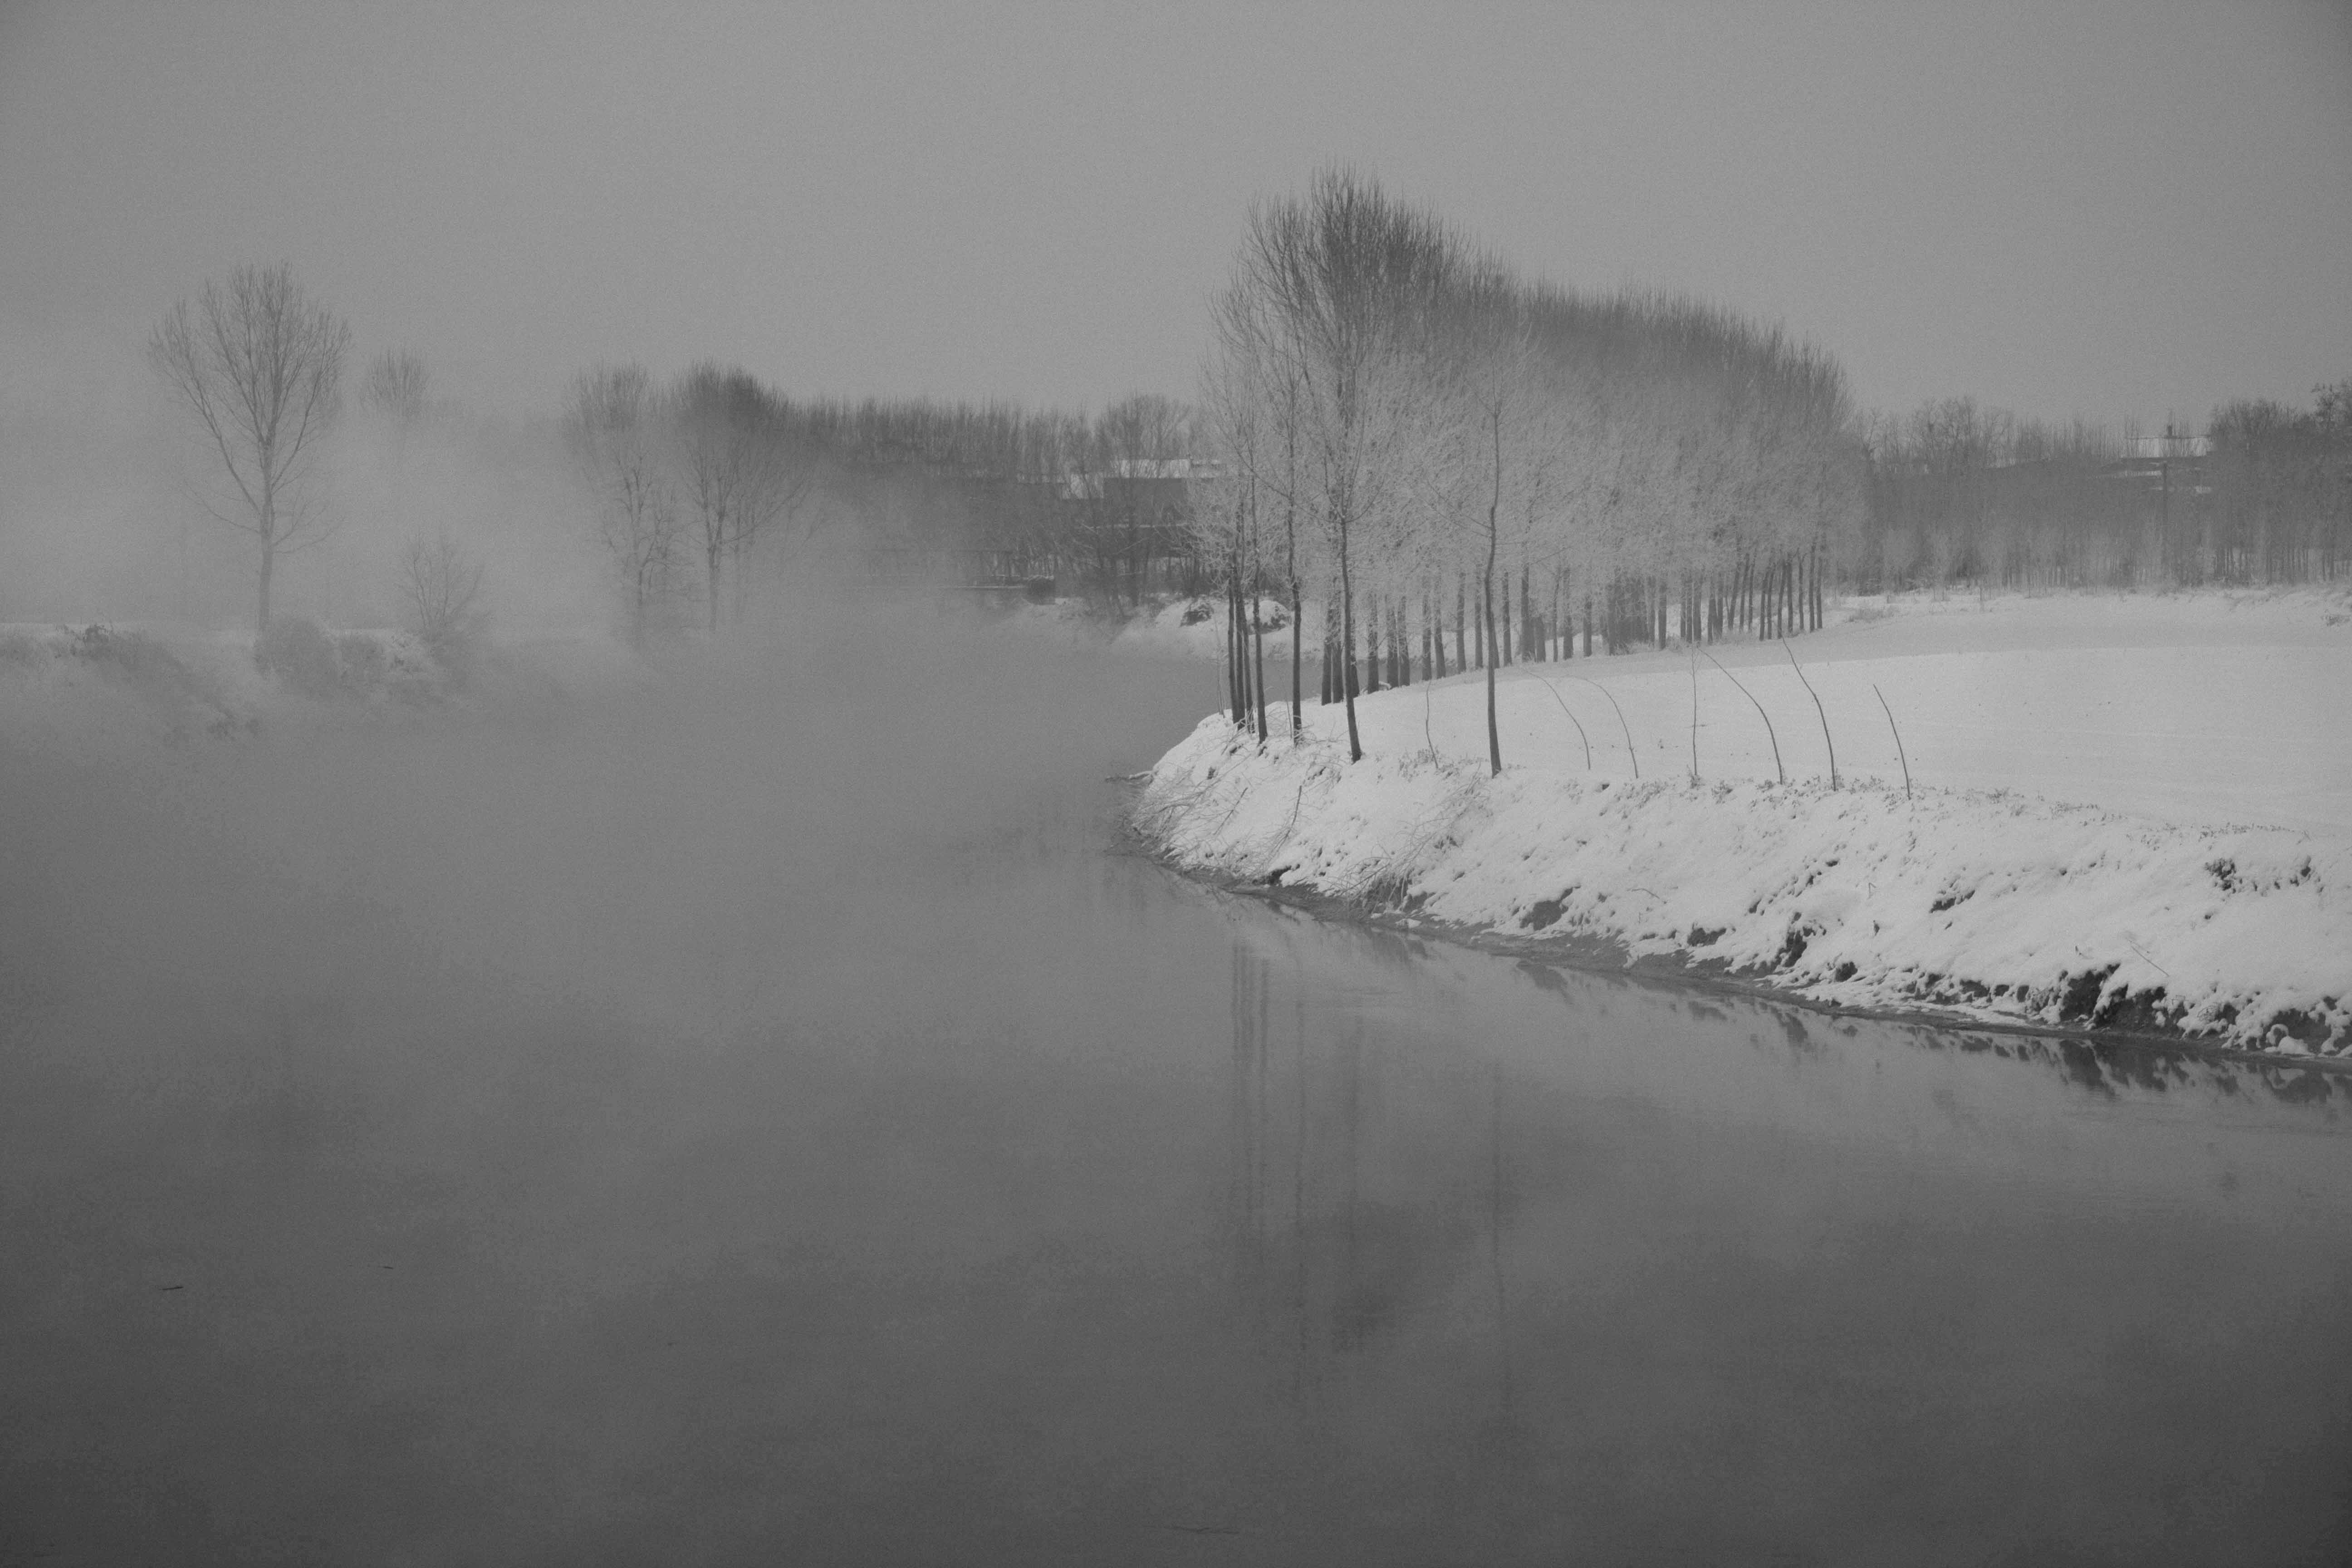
[
  {"x1": 794, "y1": 393, "x2": 1208, "y2": 605},
  {"x1": 561, "y1": 192, "x2": 2345, "y2": 652},
  {"x1": 1860, "y1": 384, "x2": 2352, "y2": 591},
  {"x1": 563, "y1": 365, "x2": 1220, "y2": 639}
]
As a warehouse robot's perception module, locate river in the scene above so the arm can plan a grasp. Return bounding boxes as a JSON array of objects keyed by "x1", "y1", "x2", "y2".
[{"x1": 3, "y1": 609, "x2": 2349, "y2": 1565}]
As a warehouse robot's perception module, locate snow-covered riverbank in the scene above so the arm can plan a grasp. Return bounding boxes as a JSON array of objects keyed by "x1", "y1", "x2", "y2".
[{"x1": 1132, "y1": 589, "x2": 2352, "y2": 1056}]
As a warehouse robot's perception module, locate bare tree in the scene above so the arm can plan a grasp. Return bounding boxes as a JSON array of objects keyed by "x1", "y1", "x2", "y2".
[
  {"x1": 366, "y1": 349, "x2": 431, "y2": 428},
  {"x1": 1242, "y1": 168, "x2": 1461, "y2": 762},
  {"x1": 1435, "y1": 264, "x2": 1554, "y2": 775},
  {"x1": 147, "y1": 263, "x2": 352, "y2": 638},
  {"x1": 1210, "y1": 278, "x2": 1314, "y2": 734},
  {"x1": 566, "y1": 363, "x2": 682, "y2": 647},
  {"x1": 668, "y1": 364, "x2": 812, "y2": 634},
  {"x1": 397, "y1": 529, "x2": 485, "y2": 658},
  {"x1": 1198, "y1": 336, "x2": 1269, "y2": 735}
]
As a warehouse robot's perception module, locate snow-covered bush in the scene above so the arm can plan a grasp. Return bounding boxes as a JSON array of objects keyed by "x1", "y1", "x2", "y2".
[
  {"x1": 257, "y1": 618, "x2": 449, "y2": 701},
  {"x1": 257, "y1": 616, "x2": 350, "y2": 699}
]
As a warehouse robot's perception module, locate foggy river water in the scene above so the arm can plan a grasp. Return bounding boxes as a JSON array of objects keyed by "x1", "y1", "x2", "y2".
[{"x1": 5, "y1": 614, "x2": 2352, "y2": 1566}]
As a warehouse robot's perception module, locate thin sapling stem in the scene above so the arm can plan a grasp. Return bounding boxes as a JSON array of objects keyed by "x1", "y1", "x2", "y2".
[
  {"x1": 1568, "y1": 674, "x2": 1638, "y2": 779},
  {"x1": 1873, "y1": 682, "x2": 1911, "y2": 800},
  {"x1": 1530, "y1": 675, "x2": 1592, "y2": 769},
  {"x1": 1782, "y1": 639, "x2": 1838, "y2": 788},
  {"x1": 1700, "y1": 649, "x2": 1783, "y2": 784}
]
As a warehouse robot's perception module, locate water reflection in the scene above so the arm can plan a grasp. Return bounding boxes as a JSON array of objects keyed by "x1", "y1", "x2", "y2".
[
  {"x1": 1226, "y1": 937, "x2": 1529, "y2": 1428},
  {"x1": 1204, "y1": 897, "x2": 2352, "y2": 1563}
]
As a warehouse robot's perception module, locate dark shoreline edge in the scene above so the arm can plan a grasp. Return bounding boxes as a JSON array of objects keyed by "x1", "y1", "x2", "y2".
[{"x1": 1118, "y1": 813, "x2": 2352, "y2": 1075}]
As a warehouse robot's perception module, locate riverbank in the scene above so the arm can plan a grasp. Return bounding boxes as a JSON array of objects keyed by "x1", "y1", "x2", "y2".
[{"x1": 1132, "y1": 588, "x2": 2352, "y2": 1057}]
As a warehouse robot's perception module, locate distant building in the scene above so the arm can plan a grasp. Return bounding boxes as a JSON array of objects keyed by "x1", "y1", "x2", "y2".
[
  {"x1": 2119, "y1": 430, "x2": 2210, "y2": 462},
  {"x1": 2107, "y1": 427, "x2": 2210, "y2": 490},
  {"x1": 1056, "y1": 456, "x2": 1223, "y2": 502}
]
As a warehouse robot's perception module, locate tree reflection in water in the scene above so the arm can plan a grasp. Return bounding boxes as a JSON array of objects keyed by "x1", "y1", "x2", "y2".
[{"x1": 1212, "y1": 900, "x2": 2352, "y2": 1562}]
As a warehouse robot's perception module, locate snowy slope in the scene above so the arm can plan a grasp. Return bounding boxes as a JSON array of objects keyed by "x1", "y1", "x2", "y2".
[{"x1": 1135, "y1": 589, "x2": 2352, "y2": 1056}]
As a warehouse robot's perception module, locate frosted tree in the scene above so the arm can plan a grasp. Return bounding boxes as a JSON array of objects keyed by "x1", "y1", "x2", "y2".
[
  {"x1": 1209, "y1": 275, "x2": 1324, "y2": 732},
  {"x1": 1240, "y1": 169, "x2": 1461, "y2": 762}
]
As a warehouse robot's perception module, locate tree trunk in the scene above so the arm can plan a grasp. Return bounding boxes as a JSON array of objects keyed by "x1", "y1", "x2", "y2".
[
  {"x1": 1285, "y1": 487, "x2": 1302, "y2": 734},
  {"x1": 1340, "y1": 556, "x2": 1362, "y2": 763},
  {"x1": 1500, "y1": 568, "x2": 1513, "y2": 666},
  {"x1": 1234, "y1": 567, "x2": 1248, "y2": 722},
  {"x1": 1455, "y1": 573, "x2": 1468, "y2": 672},
  {"x1": 255, "y1": 529, "x2": 274, "y2": 643},
  {"x1": 1482, "y1": 573, "x2": 1501, "y2": 777},
  {"x1": 1251, "y1": 566, "x2": 1268, "y2": 743},
  {"x1": 1321, "y1": 575, "x2": 1335, "y2": 706},
  {"x1": 1485, "y1": 416, "x2": 1503, "y2": 776},
  {"x1": 253, "y1": 468, "x2": 279, "y2": 643},
  {"x1": 1521, "y1": 556, "x2": 1535, "y2": 661},
  {"x1": 1289, "y1": 572, "x2": 1303, "y2": 735}
]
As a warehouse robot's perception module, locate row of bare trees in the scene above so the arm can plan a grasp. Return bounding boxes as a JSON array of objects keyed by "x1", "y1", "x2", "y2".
[
  {"x1": 1858, "y1": 400, "x2": 2138, "y2": 588},
  {"x1": 800, "y1": 393, "x2": 1204, "y2": 607},
  {"x1": 142, "y1": 266, "x2": 830, "y2": 650},
  {"x1": 564, "y1": 376, "x2": 1223, "y2": 637},
  {"x1": 2203, "y1": 385, "x2": 2352, "y2": 583},
  {"x1": 1196, "y1": 169, "x2": 1867, "y2": 769},
  {"x1": 1859, "y1": 384, "x2": 2352, "y2": 590},
  {"x1": 562, "y1": 363, "x2": 822, "y2": 643},
  {"x1": 162, "y1": 255, "x2": 2328, "y2": 678}
]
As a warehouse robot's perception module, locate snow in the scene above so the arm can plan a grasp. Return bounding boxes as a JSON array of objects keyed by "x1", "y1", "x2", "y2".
[
  {"x1": 1134, "y1": 588, "x2": 2352, "y2": 1056},
  {"x1": 0, "y1": 622, "x2": 266, "y2": 749}
]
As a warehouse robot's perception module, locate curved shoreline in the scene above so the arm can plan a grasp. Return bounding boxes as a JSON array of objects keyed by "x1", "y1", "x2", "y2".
[
  {"x1": 1127, "y1": 711, "x2": 2352, "y2": 1061},
  {"x1": 1150, "y1": 855, "x2": 2352, "y2": 1075},
  {"x1": 1117, "y1": 748, "x2": 2352, "y2": 1072}
]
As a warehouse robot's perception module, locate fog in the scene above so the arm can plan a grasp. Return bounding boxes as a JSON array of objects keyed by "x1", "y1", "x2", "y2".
[
  {"x1": 0, "y1": 598, "x2": 1202, "y2": 1021},
  {"x1": 8, "y1": 603, "x2": 2352, "y2": 1563},
  {"x1": 2, "y1": 2, "x2": 2348, "y2": 1550},
  {"x1": 0, "y1": 370, "x2": 609, "y2": 636},
  {"x1": 0, "y1": 607, "x2": 1232, "y2": 1558}
]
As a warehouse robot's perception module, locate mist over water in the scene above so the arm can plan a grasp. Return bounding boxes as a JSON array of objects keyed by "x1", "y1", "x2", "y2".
[
  {"x1": 4, "y1": 608, "x2": 2351, "y2": 1565},
  {"x1": 6, "y1": 4, "x2": 2349, "y2": 1557},
  {"x1": 0, "y1": 373, "x2": 609, "y2": 634}
]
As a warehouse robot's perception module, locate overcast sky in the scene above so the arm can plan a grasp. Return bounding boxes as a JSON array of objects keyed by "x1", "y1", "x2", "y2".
[{"x1": 3, "y1": 0, "x2": 2347, "y2": 430}]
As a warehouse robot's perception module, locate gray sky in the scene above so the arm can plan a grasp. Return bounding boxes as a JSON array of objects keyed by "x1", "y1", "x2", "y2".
[{"x1": 3, "y1": 0, "x2": 2347, "y2": 429}]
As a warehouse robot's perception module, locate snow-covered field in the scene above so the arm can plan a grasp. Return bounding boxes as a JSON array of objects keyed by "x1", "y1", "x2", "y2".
[{"x1": 1133, "y1": 588, "x2": 2352, "y2": 1056}]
